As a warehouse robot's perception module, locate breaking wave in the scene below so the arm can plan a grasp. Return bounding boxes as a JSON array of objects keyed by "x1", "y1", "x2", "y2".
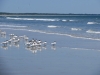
[
  {"x1": 86, "y1": 30, "x2": 100, "y2": 34},
  {"x1": 62, "y1": 19, "x2": 67, "y2": 22},
  {"x1": 0, "y1": 25, "x2": 27, "y2": 28},
  {"x1": 47, "y1": 25, "x2": 59, "y2": 28},
  {"x1": 69, "y1": 20, "x2": 77, "y2": 22},
  {"x1": 62, "y1": 19, "x2": 77, "y2": 22},
  {"x1": 87, "y1": 22, "x2": 100, "y2": 24},
  {"x1": 6, "y1": 17, "x2": 59, "y2": 22},
  {"x1": 71, "y1": 28, "x2": 81, "y2": 31}
]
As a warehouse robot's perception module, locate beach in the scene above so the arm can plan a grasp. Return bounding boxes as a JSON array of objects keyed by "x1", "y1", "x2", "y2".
[
  {"x1": 0, "y1": 15, "x2": 100, "y2": 75},
  {"x1": 0, "y1": 29, "x2": 100, "y2": 75}
]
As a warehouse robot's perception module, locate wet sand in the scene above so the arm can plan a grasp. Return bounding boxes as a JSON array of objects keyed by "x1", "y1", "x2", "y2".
[{"x1": 0, "y1": 29, "x2": 100, "y2": 75}]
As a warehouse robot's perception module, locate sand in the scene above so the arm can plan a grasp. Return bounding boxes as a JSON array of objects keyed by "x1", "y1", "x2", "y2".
[{"x1": 0, "y1": 29, "x2": 100, "y2": 75}]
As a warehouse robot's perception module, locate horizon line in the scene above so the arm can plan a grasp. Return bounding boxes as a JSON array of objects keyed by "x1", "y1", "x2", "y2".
[{"x1": 0, "y1": 12, "x2": 100, "y2": 15}]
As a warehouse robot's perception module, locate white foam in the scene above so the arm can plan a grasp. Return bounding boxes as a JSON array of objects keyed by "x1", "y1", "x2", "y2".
[
  {"x1": 0, "y1": 25, "x2": 27, "y2": 28},
  {"x1": 62, "y1": 19, "x2": 67, "y2": 22},
  {"x1": 6, "y1": 17, "x2": 59, "y2": 22},
  {"x1": 86, "y1": 30, "x2": 100, "y2": 34},
  {"x1": 71, "y1": 28, "x2": 81, "y2": 31},
  {"x1": 35, "y1": 19, "x2": 59, "y2": 21},
  {"x1": 69, "y1": 20, "x2": 77, "y2": 22},
  {"x1": 47, "y1": 25, "x2": 59, "y2": 28},
  {"x1": 6, "y1": 17, "x2": 34, "y2": 20},
  {"x1": 62, "y1": 19, "x2": 77, "y2": 22},
  {"x1": 87, "y1": 22, "x2": 99, "y2": 24}
]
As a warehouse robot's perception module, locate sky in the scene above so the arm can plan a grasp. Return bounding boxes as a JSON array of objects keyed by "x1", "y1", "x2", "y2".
[{"x1": 0, "y1": 0, "x2": 100, "y2": 14}]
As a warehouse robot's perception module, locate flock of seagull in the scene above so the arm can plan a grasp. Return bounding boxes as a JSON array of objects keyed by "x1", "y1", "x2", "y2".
[{"x1": 0, "y1": 29, "x2": 56, "y2": 53}]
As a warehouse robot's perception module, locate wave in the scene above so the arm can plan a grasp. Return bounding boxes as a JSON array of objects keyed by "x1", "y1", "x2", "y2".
[
  {"x1": 0, "y1": 25, "x2": 27, "y2": 28},
  {"x1": 71, "y1": 28, "x2": 81, "y2": 31},
  {"x1": 87, "y1": 22, "x2": 100, "y2": 24},
  {"x1": 62, "y1": 19, "x2": 67, "y2": 22},
  {"x1": 1, "y1": 27, "x2": 100, "y2": 41},
  {"x1": 47, "y1": 25, "x2": 59, "y2": 28},
  {"x1": 35, "y1": 18, "x2": 59, "y2": 21},
  {"x1": 6, "y1": 17, "x2": 59, "y2": 22},
  {"x1": 6, "y1": 17, "x2": 77, "y2": 22},
  {"x1": 62, "y1": 19, "x2": 77, "y2": 22},
  {"x1": 69, "y1": 20, "x2": 77, "y2": 22},
  {"x1": 6, "y1": 17, "x2": 33, "y2": 20},
  {"x1": 86, "y1": 30, "x2": 100, "y2": 34}
]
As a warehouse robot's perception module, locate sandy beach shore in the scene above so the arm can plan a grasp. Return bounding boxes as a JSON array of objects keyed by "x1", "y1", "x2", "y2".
[{"x1": 0, "y1": 29, "x2": 100, "y2": 75}]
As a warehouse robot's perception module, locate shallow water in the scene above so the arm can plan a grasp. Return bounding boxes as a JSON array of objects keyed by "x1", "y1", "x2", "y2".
[
  {"x1": 1, "y1": 44, "x2": 100, "y2": 75},
  {"x1": 0, "y1": 29, "x2": 100, "y2": 75}
]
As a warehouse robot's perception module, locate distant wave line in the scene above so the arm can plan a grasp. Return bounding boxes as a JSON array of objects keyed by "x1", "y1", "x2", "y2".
[
  {"x1": 71, "y1": 28, "x2": 82, "y2": 31},
  {"x1": 62, "y1": 19, "x2": 78, "y2": 22},
  {"x1": 6, "y1": 17, "x2": 60, "y2": 21},
  {"x1": 0, "y1": 25, "x2": 27, "y2": 28},
  {"x1": 87, "y1": 22, "x2": 100, "y2": 24},
  {"x1": 47, "y1": 25, "x2": 60, "y2": 28},
  {"x1": 6, "y1": 17, "x2": 79, "y2": 22},
  {"x1": 86, "y1": 30, "x2": 100, "y2": 34}
]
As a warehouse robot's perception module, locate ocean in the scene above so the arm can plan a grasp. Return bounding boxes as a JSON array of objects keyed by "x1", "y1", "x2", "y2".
[
  {"x1": 0, "y1": 14, "x2": 100, "y2": 75},
  {"x1": 0, "y1": 15, "x2": 100, "y2": 49}
]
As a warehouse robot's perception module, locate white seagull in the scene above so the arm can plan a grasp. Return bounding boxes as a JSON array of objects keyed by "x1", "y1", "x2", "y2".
[
  {"x1": 42, "y1": 41, "x2": 47, "y2": 47},
  {"x1": 1, "y1": 41, "x2": 8, "y2": 47},
  {"x1": 51, "y1": 41, "x2": 56, "y2": 46}
]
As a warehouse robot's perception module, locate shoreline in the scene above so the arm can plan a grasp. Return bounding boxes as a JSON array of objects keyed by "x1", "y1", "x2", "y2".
[
  {"x1": 1, "y1": 28, "x2": 100, "y2": 51},
  {"x1": 1, "y1": 28, "x2": 100, "y2": 75}
]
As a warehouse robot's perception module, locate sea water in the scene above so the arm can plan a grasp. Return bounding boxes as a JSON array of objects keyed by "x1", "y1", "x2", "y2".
[{"x1": 0, "y1": 15, "x2": 100, "y2": 49}]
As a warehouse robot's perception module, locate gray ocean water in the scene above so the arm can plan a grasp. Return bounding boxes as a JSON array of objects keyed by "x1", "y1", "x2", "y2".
[{"x1": 1, "y1": 15, "x2": 100, "y2": 40}]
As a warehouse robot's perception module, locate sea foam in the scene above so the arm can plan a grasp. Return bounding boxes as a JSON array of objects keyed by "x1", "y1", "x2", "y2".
[
  {"x1": 71, "y1": 28, "x2": 81, "y2": 31},
  {"x1": 86, "y1": 30, "x2": 100, "y2": 34},
  {"x1": 6, "y1": 17, "x2": 59, "y2": 22},
  {"x1": 87, "y1": 22, "x2": 100, "y2": 24},
  {"x1": 62, "y1": 19, "x2": 67, "y2": 22},
  {"x1": 0, "y1": 25, "x2": 27, "y2": 28},
  {"x1": 47, "y1": 25, "x2": 59, "y2": 28},
  {"x1": 69, "y1": 20, "x2": 77, "y2": 22}
]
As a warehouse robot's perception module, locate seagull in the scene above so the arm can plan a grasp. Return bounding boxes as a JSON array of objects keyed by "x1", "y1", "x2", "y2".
[
  {"x1": 13, "y1": 35, "x2": 18, "y2": 40},
  {"x1": 37, "y1": 40, "x2": 42, "y2": 47},
  {"x1": 38, "y1": 40, "x2": 42, "y2": 43},
  {"x1": 51, "y1": 41, "x2": 56, "y2": 46},
  {"x1": 24, "y1": 36, "x2": 29, "y2": 41},
  {"x1": 13, "y1": 39, "x2": 20, "y2": 43},
  {"x1": 9, "y1": 34, "x2": 14, "y2": 38},
  {"x1": 25, "y1": 42, "x2": 31, "y2": 47},
  {"x1": 42, "y1": 41, "x2": 47, "y2": 47},
  {"x1": 1, "y1": 31, "x2": 6, "y2": 35},
  {"x1": 1, "y1": 41, "x2": 8, "y2": 47},
  {"x1": 8, "y1": 39, "x2": 12, "y2": 43}
]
